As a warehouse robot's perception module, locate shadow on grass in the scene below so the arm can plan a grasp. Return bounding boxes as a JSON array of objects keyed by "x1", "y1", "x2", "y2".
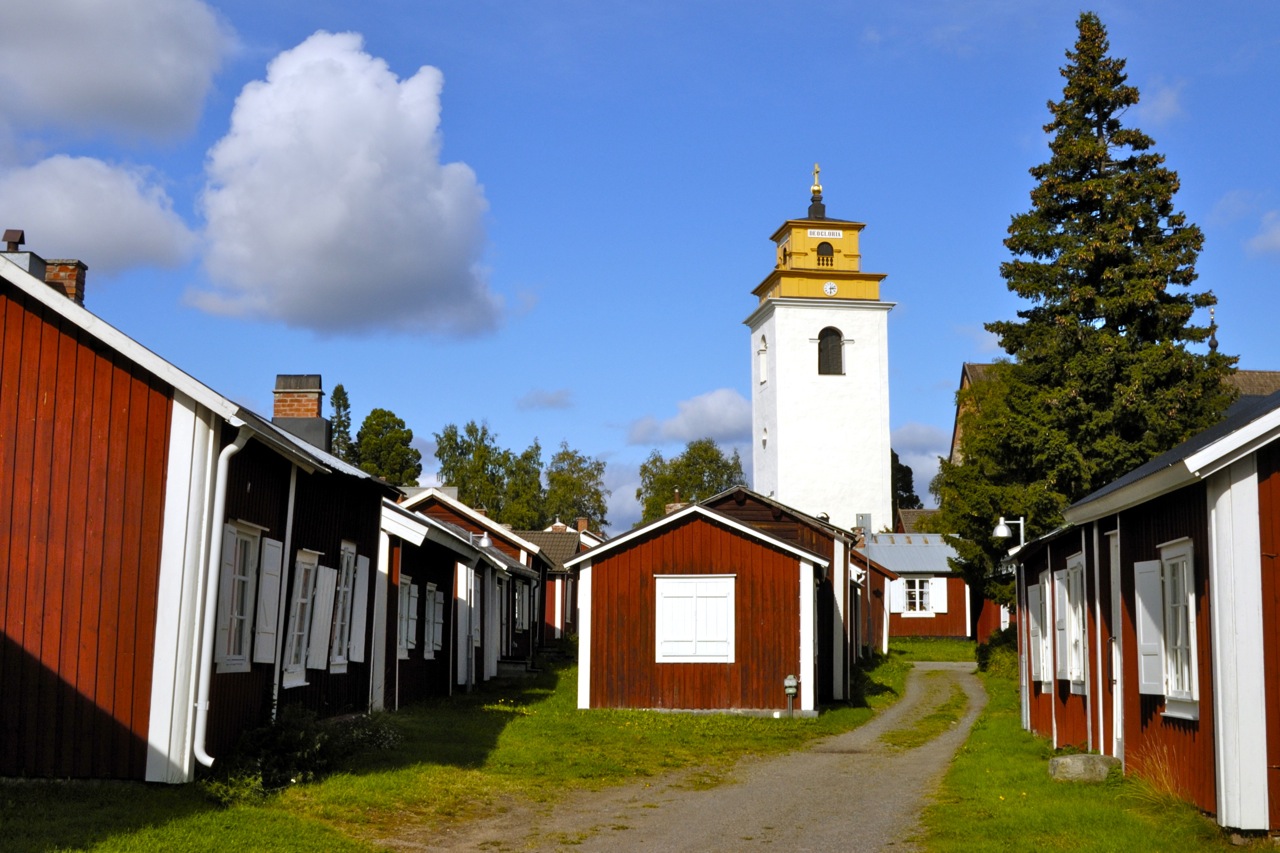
[{"x1": 0, "y1": 778, "x2": 213, "y2": 853}]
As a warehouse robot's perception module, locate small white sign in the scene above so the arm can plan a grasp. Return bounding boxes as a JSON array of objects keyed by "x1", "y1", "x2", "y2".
[{"x1": 808, "y1": 229, "x2": 843, "y2": 238}]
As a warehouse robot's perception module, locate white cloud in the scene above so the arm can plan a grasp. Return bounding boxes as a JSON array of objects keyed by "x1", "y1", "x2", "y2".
[
  {"x1": 517, "y1": 388, "x2": 574, "y2": 410},
  {"x1": 603, "y1": 460, "x2": 643, "y2": 534},
  {"x1": 1133, "y1": 79, "x2": 1185, "y2": 127},
  {"x1": 892, "y1": 423, "x2": 949, "y2": 508},
  {"x1": 957, "y1": 323, "x2": 1002, "y2": 354},
  {"x1": 0, "y1": 156, "x2": 198, "y2": 274},
  {"x1": 628, "y1": 388, "x2": 752, "y2": 446},
  {"x1": 0, "y1": 0, "x2": 232, "y2": 138},
  {"x1": 194, "y1": 31, "x2": 499, "y2": 335},
  {"x1": 1247, "y1": 211, "x2": 1280, "y2": 255},
  {"x1": 1208, "y1": 189, "x2": 1259, "y2": 227}
]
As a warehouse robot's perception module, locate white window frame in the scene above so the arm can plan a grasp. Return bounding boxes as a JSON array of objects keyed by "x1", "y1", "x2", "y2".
[
  {"x1": 1134, "y1": 538, "x2": 1199, "y2": 720},
  {"x1": 890, "y1": 576, "x2": 949, "y2": 618},
  {"x1": 329, "y1": 541, "x2": 358, "y2": 672},
  {"x1": 282, "y1": 550, "x2": 321, "y2": 688},
  {"x1": 654, "y1": 574, "x2": 735, "y2": 664},
  {"x1": 1027, "y1": 579, "x2": 1045, "y2": 682},
  {"x1": 904, "y1": 577, "x2": 931, "y2": 613},
  {"x1": 1037, "y1": 569, "x2": 1052, "y2": 688},
  {"x1": 215, "y1": 523, "x2": 261, "y2": 674}
]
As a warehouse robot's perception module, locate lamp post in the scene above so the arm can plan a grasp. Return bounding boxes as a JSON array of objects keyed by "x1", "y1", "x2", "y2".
[{"x1": 993, "y1": 515, "x2": 1025, "y2": 548}]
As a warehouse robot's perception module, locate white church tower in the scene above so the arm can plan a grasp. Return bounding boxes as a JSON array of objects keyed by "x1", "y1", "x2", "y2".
[{"x1": 745, "y1": 167, "x2": 894, "y2": 532}]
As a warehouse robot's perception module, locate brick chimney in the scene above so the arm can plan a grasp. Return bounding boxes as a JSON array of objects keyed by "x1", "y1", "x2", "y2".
[
  {"x1": 271, "y1": 374, "x2": 331, "y2": 452},
  {"x1": 45, "y1": 260, "x2": 87, "y2": 305},
  {"x1": 576, "y1": 517, "x2": 589, "y2": 533},
  {"x1": 1, "y1": 230, "x2": 87, "y2": 306}
]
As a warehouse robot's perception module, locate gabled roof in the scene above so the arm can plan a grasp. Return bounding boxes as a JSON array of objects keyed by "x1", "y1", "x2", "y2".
[
  {"x1": 400, "y1": 487, "x2": 542, "y2": 556},
  {"x1": 1066, "y1": 388, "x2": 1280, "y2": 523},
  {"x1": 895, "y1": 508, "x2": 938, "y2": 534},
  {"x1": 700, "y1": 485, "x2": 856, "y2": 543},
  {"x1": 860, "y1": 533, "x2": 959, "y2": 575},
  {"x1": 428, "y1": 516, "x2": 538, "y2": 579},
  {"x1": 0, "y1": 254, "x2": 394, "y2": 493},
  {"x1": 564, "y1": 504, "x2": 830, "y2": 569},
  {"x1": 514, "y1": 530, "x2": 582, "y2": 571}
]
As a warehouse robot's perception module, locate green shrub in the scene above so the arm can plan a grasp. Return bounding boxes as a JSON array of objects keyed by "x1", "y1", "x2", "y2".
[
  {"x1": 975, "y1": 625, "x2": 1018, "y2": 679},
  {"x1": 200, "y1": 707, "x2": 403, "y2": 805}
]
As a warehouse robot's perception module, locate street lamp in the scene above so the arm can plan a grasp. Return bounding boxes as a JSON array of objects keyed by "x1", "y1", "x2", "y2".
[
  {"x1": 993, "y1": 516, "x2": 1025, "y2": 547},
  {"x1": 469, "y1": 530, "x2": 492, "y2": 549}
]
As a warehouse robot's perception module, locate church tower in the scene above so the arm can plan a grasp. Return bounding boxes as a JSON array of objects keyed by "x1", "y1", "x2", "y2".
[{"x1": 745, "y1": 167, "x2": 894, "y2": 532}]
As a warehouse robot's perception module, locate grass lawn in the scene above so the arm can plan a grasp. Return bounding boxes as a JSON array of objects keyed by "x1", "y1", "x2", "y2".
[
  {"x1": 921, "y1": 666, "x2": 1264, "y2": 852},
  {"x1": 1, "y1": 655, "x2": 911, "y2": 852}
]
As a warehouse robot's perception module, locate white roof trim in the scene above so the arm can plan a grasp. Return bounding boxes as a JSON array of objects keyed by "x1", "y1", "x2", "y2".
[
  {"x1": 400, "y1": 487, "x2": 542, "y2": 554},
  {"x1": 564, "y1": 504, "x2": 830, "y2": 569},
  {"x1": 1065, "y1": 406, "x2": 1280, "y2": 524},
  {"x1": 1, "y1": 255, "x2": 238, "y2": 420}
]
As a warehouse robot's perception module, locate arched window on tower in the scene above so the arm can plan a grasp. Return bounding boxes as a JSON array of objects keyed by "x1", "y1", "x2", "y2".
[
  {"x1": 818, "y1": 327, "x2": 843, "y2": 375},
  {"x1": 758, "y1": 336, "x2": 768, "y2": 384},
  {"x1": 816, "y1": 242, "x2": 834, "y2": 267}
]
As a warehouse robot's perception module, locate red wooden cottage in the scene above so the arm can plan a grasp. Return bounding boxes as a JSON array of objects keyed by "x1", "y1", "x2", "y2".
[
  {"x1": 516, "y1": 520, "x2": 597, "y2": 645},
  {"x1": 399, "y1": 488, "x2": 544, "y2": 681},
  {"x1": 860, "y1": 533, "x2": 977, "y2": 639},
  {"x1": 1011, "y1": 389, "x2": 1280, "y2": 831},
  {"x1": 567, "y1": 504, "x2": 829, "y2": 715},
  {"x1": 0, "y1": 245, "x2": 400, "y2": 783}
]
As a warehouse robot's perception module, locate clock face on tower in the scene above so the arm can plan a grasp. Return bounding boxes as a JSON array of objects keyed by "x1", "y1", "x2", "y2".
[{"x1": 823, "y1": 281, "x2": 838, "y2": 296}]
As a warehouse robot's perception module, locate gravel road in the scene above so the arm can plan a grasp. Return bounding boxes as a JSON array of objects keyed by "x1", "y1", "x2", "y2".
[{"x1": 391, "y1": 661, "x2": 986, "y2": 852}]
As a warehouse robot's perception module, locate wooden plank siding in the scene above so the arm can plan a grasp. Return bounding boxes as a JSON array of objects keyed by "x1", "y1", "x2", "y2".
[
  {"x1": 588, "y1": 515, "x2": 805, "y2": 711},
  {"x1": 702, "y1": 492, "x2": 841, "y2": 701},
  {"x1": 0, "y1": 280, "x2": 172, "y2": 780},
  {"x1": 1256, "y1": 443, "x2": 1280, "y2": 828},
  {"x1": 1116, "y1": 488, "x2": 1216, "y2": 816}
]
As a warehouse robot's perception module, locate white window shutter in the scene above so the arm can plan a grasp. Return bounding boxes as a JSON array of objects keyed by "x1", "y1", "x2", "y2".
[
  {"x1": 423, "y1": 583, "x2": 436, "y2": 660},
  {"x1": 657, "y1": 583, "x2": 697, "y2": 658},
  {"x1": 408, "y1": 583, "x2": 420, "y2": 650},
  {"x1": 1027, "y1": 583, "x2": 1043, "y2": 682},
  {"x1": 215, "y1": 525, "x2": 238, "y2": 663},
  {"x1": 1053, "y1": 569, "x2": 1069, "y2": 680},
  {"x1": 253, "y1": 537, "x2": 284, "y2": 664},
  {"x1": 433, "y1": 590, "x2": 445, "y2": 651},
  {"x1": 889, "y1": 578, "x2": 905, "y2": 614},
  {"x1": 694, "y1": 579, "x2": 733, "y2": 660},
  {"x1": 348, "y1": 555, "x2": 370, "y2": 663},
  {"x1": 930, "y1": 577, "x2": 949, "y2": 613},
  {"x1": 307, "y1": 566, "x2": 338, "y2": 670},
  {"x1": 1135, "y1": 559, "x2": 1166, "y2": 695}
]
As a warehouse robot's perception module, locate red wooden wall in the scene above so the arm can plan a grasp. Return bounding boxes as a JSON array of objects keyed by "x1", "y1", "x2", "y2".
[
  {"x1": 0, "y1": 280, "x2": 173, "y2": 779},
  {"x1": 588, "y1": 515, "x2": 804, "y2": 710},
  {"x1": 888, "y1": 576, "x2": 969, "y2": 637},
  {"x1": 1256, "y1": 444, "x2": 1280, "y2": 828}
]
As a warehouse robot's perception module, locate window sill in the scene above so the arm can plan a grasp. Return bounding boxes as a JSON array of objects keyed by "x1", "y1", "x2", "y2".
[
  {"x1": 1162, "y1": 698, "x2": 1199, "y2": 721},
  {"x1": 329, "y1": 661, "x2": 348, "y2": 675},
  {"x1": 1069, "y1": 680, "x2": 1086, "y2": 695},
  {"x1": 900, "y1": 611, "x2": 936, "y2": 618},
  {"x1": 281, "y1": 671, "x2": 308, "y2": 689},
  {"x1": 216, "y1": 659, "x2": 251, "y2": 675}
]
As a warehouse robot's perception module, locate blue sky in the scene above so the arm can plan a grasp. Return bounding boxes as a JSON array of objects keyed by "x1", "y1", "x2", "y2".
[{"x1": 4, "y1": 1, "x2": 1278, "y2": 531}]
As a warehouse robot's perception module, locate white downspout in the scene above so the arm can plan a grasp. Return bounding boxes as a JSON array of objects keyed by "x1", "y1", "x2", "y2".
[{"x1": 193, "y1": 425, "x2": 252, "y2": 768}]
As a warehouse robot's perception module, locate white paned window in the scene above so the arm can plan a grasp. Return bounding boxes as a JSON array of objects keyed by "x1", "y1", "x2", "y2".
[
  {"x1": 1134, "y1": 539, "x2": 1199, "y2": 719},
  {"x1": 423, "y1": 582, "x2": 445, "y2": 659},
  {"x1": 905, "y1": 578, "x2": 930, "y2": 612},
  {"x1": 1027, "y1": 581, "x2": 1044, "y2": 682},
  {"x1": 215, "y1": 523, "x2": 260, "y2": 674},
  {"x1": 655, "y1": 575, "x2": 735, "y2": 663},
  {"x1": 1054, "y1": 555, "x2": 1086, "y2": 689},
  {"x1": 282, "y1": 551, "x2": 320, "y2": 688},
  {"x1": 890, "y1": 576, "x2": 948, "y2": 618},
  {"x1": 329, "y1": 541, "x2": 358, "y2": 672}
]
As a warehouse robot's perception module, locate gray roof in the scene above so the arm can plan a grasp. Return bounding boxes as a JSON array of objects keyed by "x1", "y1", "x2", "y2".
[
  {"x1": 432, "y1": 517, "x2": 538, "y2": 580},
  {"x1": 862, "y1": 533, "x2": 959, "y2": 575},
  {"x1": 514, "y1": 530, "x2": 582, "y2": 571}
]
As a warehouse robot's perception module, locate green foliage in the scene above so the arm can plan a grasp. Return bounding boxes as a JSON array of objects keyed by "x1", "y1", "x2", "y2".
[
  {"x1": 544, "y1": 441, "x2": 611, "y2": 528},
  {"x1": 328, "y1": 383, "x2": 354, "y2": 463},
  {"x1": 434, "y1": 422, "x2": 611, "y2": 529},
  {"x1": 891, "y1": 448, "x2": 923, "y2": 516},
  {"x1": 636, "y1": 437, "x2": 745, "y2": 523},
  {"x1": 201, "y1": 707, "x2": 405, "y2": 805},
  {"x1": 889, "y1": 637, "x2": 977, "y2": 663},
  {"x1": 355, "y1": 408, "x2": 422, "y2": 486},
  {"x1": 975, "y1": 626, "x2": 1019, "y2": 679},
  {"x1": 933, "y1": 13, "x2": 1236, "y2": 598}
]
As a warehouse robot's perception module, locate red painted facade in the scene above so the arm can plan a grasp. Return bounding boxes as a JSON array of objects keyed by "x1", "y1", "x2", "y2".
[
  {"x1": 0, "y1": 279, "x2": 173, "y2": 779},
  {"x1": 583, "y1": 512, "x2": 816, "y2": 711}
]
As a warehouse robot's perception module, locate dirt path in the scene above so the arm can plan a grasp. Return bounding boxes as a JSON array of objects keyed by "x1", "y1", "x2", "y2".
[{"x1": 384, "y1": 662, "x2": 986, "y2": 852}]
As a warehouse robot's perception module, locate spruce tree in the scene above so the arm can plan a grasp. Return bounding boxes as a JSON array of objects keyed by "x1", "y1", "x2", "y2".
[
  {"x1": 329, "y1": 383, "x2": 354, "y2": 463},
  {"x1": 355, "y1": 408, "x2": 422, "y2": 486},
  {"x1": 934, "y1": 12, "x2": 1236, "y2": 600}
]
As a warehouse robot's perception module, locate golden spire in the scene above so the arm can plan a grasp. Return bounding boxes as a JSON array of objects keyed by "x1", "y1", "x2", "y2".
[{"x1": 811, "y1": 163, "x2": 822, "y2": 200}]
